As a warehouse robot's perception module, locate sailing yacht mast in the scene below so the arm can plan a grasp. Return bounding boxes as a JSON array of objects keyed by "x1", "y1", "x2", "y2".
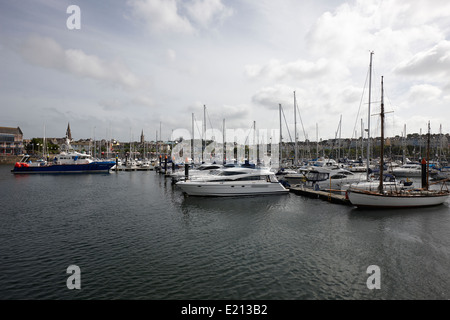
[
  {"x1": 378, "y1": 76, "x2": 385, "y2": 194},
  {"x1": 203, "y1": 105, "x2": 206, "y2": 164},
  {"x1": 294, "y1": 91, "x2": 298, "y2": 166},
  {"x1": 43, "y1": 124, "x2": 47, "y2": 158},
  {"x1": 192, "y1": 113, "x2": 194, "y2": 164},
  {"x1": 316, "y1": 123, "x2": 319, "y2": 159},
  {"x1": 361, "y1": 119, "x2": 364, "y2": 161},
  {"x1": 223, "y1": 118, "x2": 226, "y2": 164},
  {"x1": 426, "y1": 121, "x2": 431, "y2": 190},
  {"x1": 366, "y1": 51, "x2": 374, "y2": 180},
  {"x1": 279, "y1": 104, "x2": 282, "y2": 168},
  {"x1": 338, "y1": 115, "x2": 342, "y2": 160},
  {"x1": 253, "y1": 120, "x2": 256, "y2": 164}
]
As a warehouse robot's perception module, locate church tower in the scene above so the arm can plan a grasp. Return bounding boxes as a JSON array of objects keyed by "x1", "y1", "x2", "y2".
[{"x1": 66, "y1": 123, "x2": 72, "y2": 141}]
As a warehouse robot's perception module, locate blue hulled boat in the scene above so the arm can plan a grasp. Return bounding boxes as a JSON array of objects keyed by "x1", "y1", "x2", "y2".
[{"x1": 12, "y1": 139, "x2": 115, "y2": 174}]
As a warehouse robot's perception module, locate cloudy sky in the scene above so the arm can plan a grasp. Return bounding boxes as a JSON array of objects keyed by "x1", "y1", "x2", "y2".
[{"x1": 1, "y1": 0, "x2": 449, "y2": 143}]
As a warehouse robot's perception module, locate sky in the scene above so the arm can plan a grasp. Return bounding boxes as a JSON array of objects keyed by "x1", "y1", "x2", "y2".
[{"x1": 1, "y1": 0, "x2": 449, "y2": 143}]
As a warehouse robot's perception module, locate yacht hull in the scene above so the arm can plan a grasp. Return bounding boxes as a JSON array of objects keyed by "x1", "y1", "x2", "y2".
[
  {"x1": 347, "y1": 189, "x2": 449, "y2": 208},
  {"x1": 11, "y1": 161, "x2": 116, "y2": 174},
  {"x1": 177, "y1": 181, "x2": 289, "y2": 196}
]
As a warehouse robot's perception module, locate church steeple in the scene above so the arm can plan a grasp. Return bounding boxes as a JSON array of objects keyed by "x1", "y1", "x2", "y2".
[
  {"x1": 66, "y1": 123, "x2": 72, "y2": 141},
  {"x1": 140, "y1": 129, "x2": 145, "y2": 144}
]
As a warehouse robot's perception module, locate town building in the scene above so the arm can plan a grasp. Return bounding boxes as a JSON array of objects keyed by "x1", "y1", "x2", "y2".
[{"x1": 0, "y1": 126, "x2": 24, "y2": 155}]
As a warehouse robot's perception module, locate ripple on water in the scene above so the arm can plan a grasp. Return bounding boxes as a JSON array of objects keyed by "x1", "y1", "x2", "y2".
[{"x1": 1, "y1": 168, "x2": 450, "y2": 299}]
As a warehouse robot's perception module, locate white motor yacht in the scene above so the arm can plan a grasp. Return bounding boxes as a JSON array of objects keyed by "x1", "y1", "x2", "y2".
[
  {"x1": 341, "y1": 173, "x2": 415, "y2": 196},
  {"x1": 284, "y1": 166, "x2": 366, "y2": 190},
  {"x1": 176, "y1": 167, "x2": 288, "y2": 196},
  {"x1": 391, "y1": 163, "x2": 422, "y2": 177}
]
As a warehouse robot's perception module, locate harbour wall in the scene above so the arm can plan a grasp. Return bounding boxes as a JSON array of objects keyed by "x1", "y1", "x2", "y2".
[{"x1": 0, "y1": 155, "x2": 21, "y2": 165}]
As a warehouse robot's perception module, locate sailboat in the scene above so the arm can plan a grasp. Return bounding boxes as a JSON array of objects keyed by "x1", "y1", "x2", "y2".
[{"x1": 347, "y1": 77, "x2": 449, "y2": 208}]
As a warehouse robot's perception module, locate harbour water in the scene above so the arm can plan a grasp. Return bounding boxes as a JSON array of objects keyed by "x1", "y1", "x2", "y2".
[{"x1": 0, "y1": 164, "x2": 449, "y2": 300}]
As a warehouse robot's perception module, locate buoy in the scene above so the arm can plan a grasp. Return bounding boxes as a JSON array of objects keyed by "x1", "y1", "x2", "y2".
[{"x1": 15, "y1": 162, "x2": 22, "y2": 168}]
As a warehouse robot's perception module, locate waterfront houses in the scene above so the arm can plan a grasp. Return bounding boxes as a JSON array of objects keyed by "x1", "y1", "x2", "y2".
[{"x1": 0, "y1": 127, "x2": 24, "y2": 155}]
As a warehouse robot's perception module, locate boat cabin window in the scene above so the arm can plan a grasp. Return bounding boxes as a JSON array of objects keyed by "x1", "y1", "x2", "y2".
[
  {"x1": 306, "y1": 172, "x2": 329, "y2": 180},
  {"x1": 234, "y1": 175, "x2": 267, "y2": 181},
  {"x1": 199, "y1": 165, "x2": 221, "y2": 170},
  {"x1": 330, "y1": 174, "x2": 347, "y2": 179},
  {"x1": 219, "y1": 171, "x2": 248, "y2": 176}
]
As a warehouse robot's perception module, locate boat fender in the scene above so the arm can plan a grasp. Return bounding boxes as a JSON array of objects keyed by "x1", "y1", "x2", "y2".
[
  {"x1": 345, "y1": 191, "x2": 349, "y2": 200},
  {"x1": 15, "y1": 162, "x2": 22, "y2": 168}
]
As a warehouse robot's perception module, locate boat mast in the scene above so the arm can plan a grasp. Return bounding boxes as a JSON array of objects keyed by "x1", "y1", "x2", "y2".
[
  {"x1": 366, "y1": 51, "x2": 374, "y2": 181},
  {"x1": 192, "y1": 113, "x2": 194, "y2": 164},
  {"x1": 426, "y1": 121, "x2": 431, "y2": 190},
  {"x1": 294, "y1": 91, "x2": 298, "y2": 166},
  {"x1": 316, "y1": 123, "x2": 319, "y2": 159},
  {"x1": 253, "y1": 120, "x2": 256, "y2": 164},
  {"x1": 439, "y1": 124, "x2": 443, "y2": 164},
  {"x1": 223, "y1": 118, "x2": 226, "y2": 164},
  {"x1": 361, "y1": 119, "x2": 364, "y2": 162},
  {"x1": 203, "y1": 105, "x2": 206, "y2": 164},
  {"x1": 160, "y1": 121, "x2": 162, "y2": 158},
  {"x1": 279, "y1": 103, "x2": 282, "y2": 168},
  {"x1": 378, "y1": 76, "x2": 385, "y2": 194},
  {"x1": 94, "y1": 126, "x2": 96, "y2": 159},
  {"x1": 338, "y1": 114, "x2": 342, "y2": 161},
  {"x1": 43, "y1": 124, "x2": 47, "y2": 159},
  {"x1": 403, "y1": 124, "x2": 406, "y2": 164},
  {"x1": 156, "y1": 129, "x2": 158, "y2": 162}
]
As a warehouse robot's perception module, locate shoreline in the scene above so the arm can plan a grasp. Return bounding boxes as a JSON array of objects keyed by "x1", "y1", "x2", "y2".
[{"x1": 0, "y1": 156, "x2": 22, "y2": 165}]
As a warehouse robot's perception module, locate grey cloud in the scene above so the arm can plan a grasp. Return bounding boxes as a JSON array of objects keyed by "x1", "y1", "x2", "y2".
[
  {"x1": 395, "y1": 40, "x2": 450, "y2": 77},
  {"x1": 19, "y1": 35, "x2": 141, "y2": 90}
]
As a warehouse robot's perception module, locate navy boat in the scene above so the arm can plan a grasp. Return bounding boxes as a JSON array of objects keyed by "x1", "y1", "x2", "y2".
[{"x1": 12, "y1": 139, "x2": 115, "y2": 174}]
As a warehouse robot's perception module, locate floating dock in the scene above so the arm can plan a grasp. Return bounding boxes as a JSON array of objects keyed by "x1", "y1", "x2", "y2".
[{"x1": 289, "y1": 185, "x2": 352, "y2": 206}]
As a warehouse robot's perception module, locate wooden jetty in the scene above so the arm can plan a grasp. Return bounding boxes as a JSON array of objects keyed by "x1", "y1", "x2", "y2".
[{"x1": 289, "y1": 185, "x2": 352, "y2": 206}]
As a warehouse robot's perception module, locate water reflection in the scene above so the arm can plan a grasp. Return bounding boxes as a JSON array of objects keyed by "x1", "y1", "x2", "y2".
[
  {"x1": 348, "y1": 203, "x2": 449, "y2": 220},
  {"x1": 179, "y1": 193, "x2": 289, "y2": 214},
  {"x1": 2, "y1": 166, "x2": 450, "y2": 299}
]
